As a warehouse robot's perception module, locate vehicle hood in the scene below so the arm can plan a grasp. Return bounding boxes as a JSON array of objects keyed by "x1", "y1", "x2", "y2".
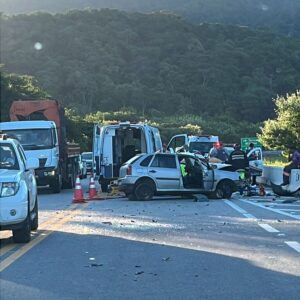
[{"x1": 0, "y1": 169, "x2": 19, "y2": 182}]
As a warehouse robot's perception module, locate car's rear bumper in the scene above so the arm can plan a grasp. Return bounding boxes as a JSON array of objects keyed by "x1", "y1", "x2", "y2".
[{"x1": 118, "y1": 183, "x2": 135, "y2": 194}]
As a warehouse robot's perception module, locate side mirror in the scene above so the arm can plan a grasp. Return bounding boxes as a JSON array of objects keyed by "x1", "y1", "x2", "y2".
[{"x1": 26, "y1": 157, "x2": 39, "y2": 170}]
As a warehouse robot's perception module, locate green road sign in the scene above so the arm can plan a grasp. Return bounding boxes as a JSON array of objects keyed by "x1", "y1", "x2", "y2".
[{"x1": 240, "y1": 137, "x2": 262, "y2": 151}]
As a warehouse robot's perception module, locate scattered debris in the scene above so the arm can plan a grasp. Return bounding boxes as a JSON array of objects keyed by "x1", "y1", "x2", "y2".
[
  {"x1": 162, "y1": 257, "x2": 170, "y2": 261},
  {"x1": 135, "y1": 271, "x2": 144, "y2": 275},
  {"x1": 135, "y1": 265, "x2": 142, "y2": 268},
  {"x1": 152, "y1": 219, "x2": 157, "y2": 223},
  {"x1": 102, "y1": 221, "x2": 112, "y2": 225},
  {"x1": 131, "y1": 220, "x2": 135, "y2": 223},
  {"x1": 84, "y1": 263, "x2": 103, "y2": 268}
]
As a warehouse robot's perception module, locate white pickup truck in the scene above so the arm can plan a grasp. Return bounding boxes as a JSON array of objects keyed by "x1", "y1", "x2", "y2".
[{"x1": 0, "y1": 134, "x2": 39, "y2": 243}]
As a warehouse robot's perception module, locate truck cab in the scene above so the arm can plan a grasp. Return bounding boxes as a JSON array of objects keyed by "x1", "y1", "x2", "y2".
[
  {"x1": 0, "y1": 121, "x2": 61, "y2": 191},
  {"x1": 93, "y1": 122, "x2": 163, "y2": 192}
]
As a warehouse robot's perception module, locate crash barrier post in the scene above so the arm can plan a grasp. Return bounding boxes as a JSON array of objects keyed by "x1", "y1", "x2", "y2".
[{"x1": 72, "y1": 175, "x2": 86, "y2": 203}]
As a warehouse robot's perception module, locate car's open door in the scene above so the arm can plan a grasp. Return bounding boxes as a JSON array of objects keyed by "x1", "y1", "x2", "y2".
[
  {"x1": 101, "y1": 127, "x2": 115, "y2": 179},
  {"x1": 247, "y1": 147, "x2": 263, "y2": 175},
  {"x1": 167, "y1": 134, "x2": 188, "y2": 153}
]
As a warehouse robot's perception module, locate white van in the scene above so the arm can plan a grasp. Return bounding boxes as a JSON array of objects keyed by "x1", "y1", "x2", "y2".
[
  {"x1": 167, "y1": 134, "x2": 219, "y2": 157},
  {"x1": 93, "y1": 122, "x2": 163, "y2": 192}
]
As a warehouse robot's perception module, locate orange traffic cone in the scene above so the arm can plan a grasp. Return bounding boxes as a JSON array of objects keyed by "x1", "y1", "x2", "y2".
[
  {"x1": 72, "y1": 175, "x2": 86, "y2": 203},
  {"x1": 88, "y1": 175, "x2": 97, "y2": 199}
]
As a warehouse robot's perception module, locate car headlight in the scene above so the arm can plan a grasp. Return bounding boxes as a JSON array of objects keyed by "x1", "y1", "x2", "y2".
[{"x1": 1, "y1": 182, "x2": 19, "y2": 197}]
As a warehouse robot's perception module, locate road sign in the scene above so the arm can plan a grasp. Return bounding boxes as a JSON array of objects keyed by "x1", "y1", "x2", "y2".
[{"x1": 240, "y1": 137, "x2": 262, "y2": 151}]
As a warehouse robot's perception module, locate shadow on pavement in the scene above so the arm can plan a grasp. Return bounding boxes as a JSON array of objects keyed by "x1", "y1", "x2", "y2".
[{"x1": 1, "y1": 230, "x2": 299, "y2": 300}]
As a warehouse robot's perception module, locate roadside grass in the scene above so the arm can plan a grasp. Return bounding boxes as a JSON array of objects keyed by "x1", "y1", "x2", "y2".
[{"x1": 264, "y1": 156, "x2": 287, "y2": 167}]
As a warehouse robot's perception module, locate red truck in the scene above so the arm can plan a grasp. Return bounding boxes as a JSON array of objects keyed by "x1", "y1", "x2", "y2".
[{"x1": 5, "y1": 99, "x2": 81, "y2": 193}]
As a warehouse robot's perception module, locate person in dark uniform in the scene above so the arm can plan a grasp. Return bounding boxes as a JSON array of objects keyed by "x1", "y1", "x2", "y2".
[
  {"x1": 227, "y1": 143, "x2": 249, "y2": 171},
  {"x1": 282, "y1": 150, "x2": 300, "y2": 186}
]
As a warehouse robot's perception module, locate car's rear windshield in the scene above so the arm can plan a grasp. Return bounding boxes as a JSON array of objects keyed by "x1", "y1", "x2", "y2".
[
  {"x1": 0, "y1": 143, "x2": 19, "y2": 170},
  {"x1": 123, "y1": 154, "x2": 144, "y2": 165}
]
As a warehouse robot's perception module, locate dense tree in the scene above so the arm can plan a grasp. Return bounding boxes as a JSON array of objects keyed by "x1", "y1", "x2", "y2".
[
  {"x1": 259, "y1": 91, "x2": 300, "y2": 150},
  {"x1": 1, "y1": 10, "x2": 300, "y2": 124},
  {"x1": 1, "y1": 0, "x2": 300, "y2": 37},
  {"x1": 0, "y1": 68, "x2": 49, "y2": 121}
]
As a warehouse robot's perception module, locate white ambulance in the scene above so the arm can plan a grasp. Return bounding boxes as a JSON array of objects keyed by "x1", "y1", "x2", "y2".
[{"x1": 93, "y1": 122, "x2": 163, "y2": 192}]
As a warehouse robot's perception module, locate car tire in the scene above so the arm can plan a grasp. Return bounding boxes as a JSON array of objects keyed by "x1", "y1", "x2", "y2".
[
  {"x1": 13, "y1": 203, "x2": 31, "y2": 243},
  {"x1": 101, "y1": 182, "x2": 109, "y2": 193},
  {"x1": 31, "y1": 197, "x2": 39, "y2": 231},
  {"x1": 52, "y1": 173, "x2": 62, "y2": 193},
  {"x1": 213, "y1": 181, "x2": 233, "y2": 199},
  {"x1": 134, "y1": 181, "x2": 155, "y2": 201}
]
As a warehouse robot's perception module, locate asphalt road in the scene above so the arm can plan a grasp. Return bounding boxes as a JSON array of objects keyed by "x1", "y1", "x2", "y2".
[{"x1": 1, "y1": 179, "x2": 300, "y2": 300}]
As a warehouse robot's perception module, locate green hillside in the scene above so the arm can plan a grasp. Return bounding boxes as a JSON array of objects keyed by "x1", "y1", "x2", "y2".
[
  {"x1": 1, "y1": 10, "x2": 300, "y2": 125},
  {"x1": 1, "y1": 0, "x2": 299, "y2": 37}
]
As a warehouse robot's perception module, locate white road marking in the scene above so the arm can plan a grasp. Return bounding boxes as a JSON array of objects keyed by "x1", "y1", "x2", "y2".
[
  {"x1": 285, "y1": 241, "x2": 300, "y2": 253},
  {"x1": 224, "y1": 200, "x2": 247, "y2": 214},
  {"x1": 243, "y1": 213, "x2": 257, "y2": 219},
  {"x1": 258, "y1": 223, "x2": 280, "y2": 233},
  {"x1": 225, "y1": 200, "x2": 280, "y2": 232},
  {"x1": 241, "y1": 199, "x2": 300, "y2": 220},
  {"x1": 279, "y1": 209, "x2": 300, "y2": 212}
]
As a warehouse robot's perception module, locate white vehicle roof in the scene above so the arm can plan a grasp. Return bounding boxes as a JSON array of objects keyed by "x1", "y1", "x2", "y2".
[
  {"x1": 187, "y1": 135, "x2": 219, "y2": 143},
  {"x1": 0, "y1": 120, "x2": 56, "y2": 130},
  {"x1": 96, "y1": 122, "x2": 155, "y2": 129}
]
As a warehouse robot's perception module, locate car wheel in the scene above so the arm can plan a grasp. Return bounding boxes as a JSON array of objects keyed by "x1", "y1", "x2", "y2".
[
  {"x1": 31, "y1": 197, "x2": 39, "y2": 231},
  {"x1": 52, "y1": 173, "x2": 62, "y2": 193},
  {"x1": 13, "y1": 203, "x2": 31, "y2": 243},
  {"x1": 134, "y1": 181, "x2": 154, "y2": 201},
  {"x1": 214, "y1": 181, "x2": 233, "y2": 199}
]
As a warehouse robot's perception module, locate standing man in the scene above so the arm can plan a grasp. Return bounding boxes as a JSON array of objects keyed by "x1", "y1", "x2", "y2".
[
  {"x1": 246, "y1": 142, "x2": 257, "y2": 186},
  {"x1": 282, "y1": 151, "x2": 300, "y2": 186},
  {"x1": 228, "y1": 143, "x2": 249, "y2": 171},
  {"x1": 209, "y1": 142, "x2": 228, "y2": 163}
]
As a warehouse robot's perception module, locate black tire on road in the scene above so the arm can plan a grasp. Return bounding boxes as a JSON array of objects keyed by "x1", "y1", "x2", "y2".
[
  {"x1": 31, "y1": 197, "x2": 39, "y2": 231},
  {"x1": 69, "y1": 165, "x2": 76, "y2": 189},
  {"x1": 13, "y1": 202, "x2": 31, "y2": 243},
  {"x1": 134, "y1": 181, "x2": 155, "y2": 201},
  {"x1": 52, "y1": 173, "x2": 62, "y2": 193},
  {"x1": 213, "y1": 181, "x2": 233, "y2": 199},
  {"x1": 101, "y1": 182, "x2": 109, "y2": 193}
]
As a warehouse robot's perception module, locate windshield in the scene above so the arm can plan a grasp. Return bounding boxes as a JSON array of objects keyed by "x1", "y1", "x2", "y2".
[
  {"x1": 0, "y1": 143, "x2": 19, "y2": 170},
  {"x1": 82, "y1": 153, "x2": 93, "y2": 160},
  {"x1": 189, "y1": 142, "x2": 214, "y2": 155},
  {"x1": 3, "y1": 129, "x2": 54, "y2": 150}
]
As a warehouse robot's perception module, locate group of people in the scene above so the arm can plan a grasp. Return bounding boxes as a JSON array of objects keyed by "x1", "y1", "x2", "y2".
[
  {"x1": 209, "y1": 142, "x2": 256, "y2": 185},
  {"x1": 209, "y1": 141, "x2": 300, "y2": 187}
]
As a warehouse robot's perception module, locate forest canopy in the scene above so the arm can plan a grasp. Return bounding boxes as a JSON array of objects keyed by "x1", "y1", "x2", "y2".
[
  {"x1": 1, "y1": 9, "x2": 300, "y2": 125},
  {"x1": 1, "y1": 0, "x2": 300, "y2": 37}
]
